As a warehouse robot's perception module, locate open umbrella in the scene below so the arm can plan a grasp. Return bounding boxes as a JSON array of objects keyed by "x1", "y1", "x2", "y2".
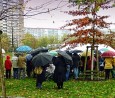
[
  {"x1": 101, "y1": 50, "x2": 115, "y2": 57},
  {"x1": 69, "y1": 49, "x2": 83, "y2": 54},
  {"x1": 49, "y1": 50, "x2": 58, "y2": 56},
  {"x1": 26, "y1": 54, "x2": 33, "y2": 61},
  {"x1": 57, "y1": 50, "x2": 72, "y2": 61},
  {"x1": 99, "y1": 48, "x2": 109, "y2": 53},
  {"x1": 29, "y1": 47, "x2": 48, "y2": 57},
  {"x1": 16, "y1": 45, "x2": 32, "y2": 52},
  {"x1": 32, "y1": 53, "x2": 53, "y2": 67}
]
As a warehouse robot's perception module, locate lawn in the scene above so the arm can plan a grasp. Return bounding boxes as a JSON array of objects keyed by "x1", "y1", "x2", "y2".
[{"x1": 0, "y1": 78, "x2": 115, "y2": 98}]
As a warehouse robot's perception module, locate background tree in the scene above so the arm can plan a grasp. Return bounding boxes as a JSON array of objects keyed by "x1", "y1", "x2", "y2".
[
  {"x1": 105, "y1": 31, "x2": 115, "y2": 49},
  {"x1": 1, "y1": 33, "x2": 11, "y2": 52},
  {"x1": 63, "y1": 0, "x2": 115, "y2": 80},
  {"x1": 21, "y1": 33, "x2": 39, "y2": 49},
  {"x1": 37, "y1": 35, "x2": 61, "y2": 48}
]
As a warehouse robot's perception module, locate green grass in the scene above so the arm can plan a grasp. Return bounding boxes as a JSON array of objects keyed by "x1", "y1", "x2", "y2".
[{"x1": 0, "y1": 78, "x2": 115, "y2": 98}]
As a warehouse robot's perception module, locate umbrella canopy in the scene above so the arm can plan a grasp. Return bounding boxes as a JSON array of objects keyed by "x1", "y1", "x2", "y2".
[
  {"x1": 69, "y1": 50, "x2": 83, "y2": 54},
  {"x1": 32, "y1": 53, "x2": 53, "y2": 67},
  {"x1": 16, "y1": 45, "x2": 32, "y2": 52},
  {"x1": 57, "y1": 50, "x2": 72, "y2": 61},
  {"x1": 49, "y1": 50, "x2": 58, "y2": 56},
  {"x1": 29, "y1": 47, "x2": 48, "y2": 57},
  {"x1": 26, "y1": 54, "x2": 33, "y2": 61},
  {"x1": 99, "y1": 48, "x2": 109, "y2": 53},
  {"x1": 101, "y1": 50, "x2": 115, "y2": 57}
]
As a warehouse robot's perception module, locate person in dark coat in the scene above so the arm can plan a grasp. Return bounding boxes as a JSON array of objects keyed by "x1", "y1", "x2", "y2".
[
  {"x1": 26, "y1": 54, "x2": 33, "y2": 78},
  {"x1": 72, "y1": 53, "x2": 81, "y2": 80},
  {"x1": 53, "y1": 54, "x2": 67, "y2": 89}
]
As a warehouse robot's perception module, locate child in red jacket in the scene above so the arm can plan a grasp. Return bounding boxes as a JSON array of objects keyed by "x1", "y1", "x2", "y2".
[{"x1": 5, "y1": 55, "x2": 12, "y2": 79}]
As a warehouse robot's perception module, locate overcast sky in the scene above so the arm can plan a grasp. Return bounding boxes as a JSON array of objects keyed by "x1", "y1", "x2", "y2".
[{"x1": 24, "y1": 0, "x2": 115, "y2": 29}]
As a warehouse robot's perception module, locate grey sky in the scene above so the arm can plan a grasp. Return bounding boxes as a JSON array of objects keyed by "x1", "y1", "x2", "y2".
[{"x1": 24, "y1": 0, "x2": 115, "y2": 29}]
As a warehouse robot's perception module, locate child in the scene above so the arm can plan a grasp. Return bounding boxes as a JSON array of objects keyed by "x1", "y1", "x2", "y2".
[{"x1": 5, "y1": 55, "x2": 12, "y2": 79}]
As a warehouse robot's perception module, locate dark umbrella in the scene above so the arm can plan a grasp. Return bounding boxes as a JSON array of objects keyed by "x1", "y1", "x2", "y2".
[
  {"x1": 57, "y1": 50, "x2": 72, "y2": 61},
  {"x1": 29, "y1": 47, "x2": 48, "y2": 57},
  {"x1": 32, "y1": 53, "x2": 53, "y2": 67},
  {"x1": 101, "y1": 50, "x2": 115, "y2": 57},
  {"x1": 69, "y1": 50, "x2": 83, "y2": 54}
]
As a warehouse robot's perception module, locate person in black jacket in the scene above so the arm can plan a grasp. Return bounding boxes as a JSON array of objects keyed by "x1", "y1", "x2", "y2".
[
  {"x1": 72, "y1": 53, "x2": 81, "y2": 80},
  {"x1": 53, "y1": 54, "x2": 67, "y2": 89}
]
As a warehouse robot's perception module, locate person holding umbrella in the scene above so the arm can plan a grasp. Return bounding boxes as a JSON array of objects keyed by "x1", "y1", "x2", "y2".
[
  {"x1": 104, "y1": 57, "x2": 113, "y2": 80},
  {"x1": 72, "y1": 53, "x2": 81, "y2": 80},
  {"x1": 101, "y1": 50, "x2": 115, "y2": 80},
  {"x1": 35, "y1": 64, "x2": 50, "y2": 89},
  {"x1": 53, "y1": 53, "x2": 67, "y2": 89},
  {"x1": 31, "y1": 53, "x2": 53, "y2": 89}
]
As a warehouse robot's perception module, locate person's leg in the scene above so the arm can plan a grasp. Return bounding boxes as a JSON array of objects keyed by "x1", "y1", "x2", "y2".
[
  {"x1": 73, "y1": 67, "x2": 79, "y2": 79},
  {"x1": 57, "y1": 82, "x2": 61, "y2": 89},
  {"x1": 105, "y1": 69, "x2": 108, "y2": 80},
  {"x1": 15, "y1": 68, "x2": 19, "y2": 79},
  {"x1": 106, "y1": 69, "x2": 109, "y2": 79},
  {"x1": 36, "y1": 75, "x2": 42, "y2": 89},
  {"x1": 108, "y1": 69, "x2": 111, "y2": 79},
  {"x1": 13, "y1": 68, "x2": 16, "y2": 79},
  {"x1": 66, "y1": 65, "x2": 70, "y2": 80},
  {"x1": 9, "y1": 69, "x2": 11, "y2": 78},
  {"x1": 6, "y1": 70, "x2": 8, "y2": 79},
  {"x1": 7, "y1": 70, "x2": 10, "y2": 78},
  {"x1": 111, "y1": 67, "x2": 115, "y2": 78},
  {"x1": 17, "y1": 68, "x2": 20, "y2": 79},
  {"x1": 22, "y1": 68, "x2": 26, "y2": 79},
  {"x1": 18, "y1": 68, "x2": 21, "y2": 79},
  {"x1": 27, "y1": 68, "x2": 30, "y2": 77},
  {"x1": 60, "y1": 82, "x2": 63, "y2": 89}
]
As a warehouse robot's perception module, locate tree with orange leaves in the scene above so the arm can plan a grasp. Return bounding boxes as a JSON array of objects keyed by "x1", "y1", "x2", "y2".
[{"x1": 62, "y1": 0, "x2": 115, "y2": 80}]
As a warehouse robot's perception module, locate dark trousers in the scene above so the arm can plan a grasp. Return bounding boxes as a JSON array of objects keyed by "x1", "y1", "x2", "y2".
[
  {"x1": 36, "y1": 75, "x2": 42, "y2": 89},
  {"x1": 6, "y1": 69, "x2": 11, "y2": 79},
  {"x1": 57, "y1": 82, "x2": 63, "y2": 89},
  {"x1": 13, "y1": 68, "x2": 19, "y2": 79},
  {"x1": 105, "y1": 69, "x2": 111, "y2": 80}
]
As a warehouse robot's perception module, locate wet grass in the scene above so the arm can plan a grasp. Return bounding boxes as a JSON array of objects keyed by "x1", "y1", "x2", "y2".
[{"x1": 0, "y1": 78, "x2": 115, "y2": 98}]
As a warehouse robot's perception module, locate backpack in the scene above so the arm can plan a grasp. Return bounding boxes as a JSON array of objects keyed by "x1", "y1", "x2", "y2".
[{"x1": 34, "y1": 66, "x2": 43, "y2": 75}]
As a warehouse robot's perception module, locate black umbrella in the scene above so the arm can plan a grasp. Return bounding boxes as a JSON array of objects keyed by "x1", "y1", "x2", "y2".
[
  {"x1": 57, "y1": 50, "x2": 72, "y2": 61},
  {"x1": 29, "y1": 47, "x2": 48, "y2": 57},
  {"x1": 32, "y1": 53, "x2": 53, "y2": 67},
  {"x1": 69, "y1": 50, "x2": 83, "y2": 54}
]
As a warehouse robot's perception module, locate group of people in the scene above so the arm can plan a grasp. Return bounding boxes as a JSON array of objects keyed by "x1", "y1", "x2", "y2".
[
  {"x1": 4, "y1": 53, "x2": 27, "y2": 79},
  {"x1": 4, "y1": 51, "x2": 115, "y2": 90}
]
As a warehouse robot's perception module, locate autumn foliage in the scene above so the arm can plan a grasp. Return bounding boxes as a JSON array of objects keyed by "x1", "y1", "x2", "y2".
[{"x1": 62, "y1": 0, "x2": 115, "y2": 48}]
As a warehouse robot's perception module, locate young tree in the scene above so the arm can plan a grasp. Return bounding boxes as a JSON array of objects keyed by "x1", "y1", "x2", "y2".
[
  {"x1": 1, "y1": 33, "x2": 11, "y2": 52},
  {"x1": 21, "y1": 33, "x2": 39, "y2": 49},
  {"x1": 62, "y1": 0, "x2": 115, "y2": 80}
]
